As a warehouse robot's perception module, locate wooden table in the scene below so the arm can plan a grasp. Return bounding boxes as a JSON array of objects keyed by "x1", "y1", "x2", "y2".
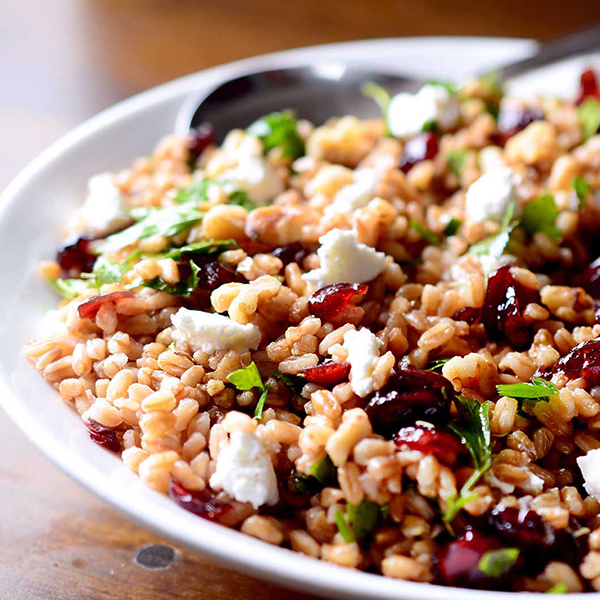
[{"x1": 3, "y1": 1, "x2": 600, "y2": 597}]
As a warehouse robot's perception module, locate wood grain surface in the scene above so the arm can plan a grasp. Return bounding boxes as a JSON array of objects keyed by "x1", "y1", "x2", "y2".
[{"x1": 2, "y1": 1, "x2": 600, "y2": 598}]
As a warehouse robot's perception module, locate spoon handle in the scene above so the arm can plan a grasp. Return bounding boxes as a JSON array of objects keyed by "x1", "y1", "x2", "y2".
[{"x1": 499, "y1": 22, "x2": 600, "y2": 80}]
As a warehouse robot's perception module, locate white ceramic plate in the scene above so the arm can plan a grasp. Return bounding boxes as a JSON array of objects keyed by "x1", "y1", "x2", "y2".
[{"x1": 1, "y1": 37, "x2": 598, "y2": 600}]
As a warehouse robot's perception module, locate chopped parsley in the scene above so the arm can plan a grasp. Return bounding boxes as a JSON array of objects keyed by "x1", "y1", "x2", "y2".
[
  {"x1": 520, "y1": 194, "x2": 561, "y2": 241},
  {"x1": 227, "y1": 189, "x2": 257, "y2": 212},
  {"x1": 310, "y1": 456, "x2": 338, "y2": 487},
  {"x1": 547, "y1": 582, "x2": 569, "y2": 594},
  {"x1": 47, "y1": 277, "x2": 94, "y2": 300},
  {"x1": 444, "y1": 217, "x2": 462, "y2": 237},
  {"x1": 137, "y1": 260, "x2": 201, "y2": 298},
  {"x1": 496, "y1": 377, "x2": 558, "y2": 400},
  {"x1": 410, "y1": 219, "x2": 441, "y2": 245},
  {"x1": 478, "y1": 548, "x2": 519, "y2": 578},
  {"x1": 272, "y1": 369, "x2": 305, "y2": 397},
  {"x1": 426, "y1": 358, "x2": 451, "y2": 371},
  {"x1": 227, "y1": 361, "x2": 270, "y2": 419},
  {"x1": 247, "y1": 110, "x2": 304, "y2": 160},
  {"x1": 578, "y1": 97, "x2": 600, "y2": 142},
  {"x1": 335, "y1": 509, "x2": 355, "y2": 543},
  {"x1": 446, "y1": 149, "x2": 470, "y2": 179},
  {"x1": 469, "y1": 200, "x2": 516, "y2": 259},
  {"x1": 573, "y1": 176, "x2": 590, "y2": 210},
  {"x1": 361, "y1": 82, "x2": 392, "y2": 134},
  {"x1": 174, "y1": 178, "x2": 257, "y2": 211},
  {"x1": 160, "y1": 239, "x2": 237, "y2": 260},
  {"x1": 445, "y1": 395, "x2": 493, "y2": 523},
  {"x1": 346, "y1": 500, "x2": 381, "y2": 540}
]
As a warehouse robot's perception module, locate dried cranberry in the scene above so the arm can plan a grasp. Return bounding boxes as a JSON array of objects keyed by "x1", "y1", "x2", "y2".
[
  {"x1": 538, "y1": 337, "x2": 600, "y2": 385},
  {"x1": 482, "y1": 265, "x2": 540, "y2": 350},
  {"x1": 77, "y1": 291, "x2": 135, "y2": 320},
  {"x1": 487, "y1": 506, "x2": 554, "y2": 550},
  {"x1": 577, "y1": 69, "x2": 600, "y2": 105},
  {"x1": 302, "y1": 361, "x2": 351, "y2": 387},
  {"x1": 84, "y1": 418, "x2": 120, "y2": 453},
  {"x1": 493, "y1": 106, "x2": 543, "y2": 146},
  {"x1": 553, "y1": 517, "x2": 590, "y2": 569},
  {"x1": 435, "y1": 528, "x2": 504, "y2": 589},
  {"x1": 57, "y1": 235, "x2": 97, "y2": 274},
  {"x1": 271, "y1": 242, "x2": 309, "y2": 266},
  {"x1": 581, "y1": 256, "x2": 600, "y2": 298},
  {"x1": 198, "y1": 261, "x2": 244, "y2": 290},
  {"x1": 169, "y1": 480, "x2": 232, "y2": 520},
  {"x1": 364, "y1": 368, "x2": 455, "y2": 437},
  {"x1": 394, "y1": 425, "x2": 462, "y2": 464},
  {"x1": 452, "y1": 306, "x2": 481, "y2": 325},
  {"x1": 308, "y1": 283, "x2": 368, "y2": 321},
  {"x1": 399, "y1": 132, "x2": 439, "y2": 173},
  {"x1": 187, "y1": 122, "x2": 215, "y2": 163}
]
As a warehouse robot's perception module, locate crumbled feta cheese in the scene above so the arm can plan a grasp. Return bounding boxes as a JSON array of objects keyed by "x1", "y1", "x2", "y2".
[
  {"x1": 464, "y1": 168, "x2": 519, "y2": 222},
  {"x1": 388, "y1": 84, "x2": 460, "y2": 139},
  {"x1": 302, "y1": 229, "x2": 387, "y2": 289},
  {"x1": 171, "y1": 308, "x2": 261, "y2": 354},
  {"x1": 209, "y1": 431, "x2": 279, "y2": 509},
  {"x1": 81, "y1": 173, "x2": 131, "y2": 236},
  {"x1": 484, "y1": 470, "x2": 515, "y2": 495},
  {"x1": 325, "y1": 168, "x2": 378, "y2": 215},
  {"x1": 222, "y1": 137, "x2": 284, "y2": 206},
  {"x1": 519, "y1": 469, "x2": 545, "y2": 495},
  {"x1": 342, "y1": 328, "x2": 383, "y2": 397},
  {"x1": 577, "y1": 447, "x2": 600, "y2": 501}
]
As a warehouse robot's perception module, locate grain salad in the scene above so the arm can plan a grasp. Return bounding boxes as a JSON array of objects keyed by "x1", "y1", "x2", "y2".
[{"x1": 24, "y1": 67, "x2": 600, "y2": 592}]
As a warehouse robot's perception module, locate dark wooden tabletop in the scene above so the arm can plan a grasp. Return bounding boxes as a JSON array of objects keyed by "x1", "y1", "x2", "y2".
[{"x1": 3, "y1": 1, "x2": 600, "y2": 598}]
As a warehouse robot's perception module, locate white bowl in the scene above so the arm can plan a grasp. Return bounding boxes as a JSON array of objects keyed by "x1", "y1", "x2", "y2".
[{"x1": 0, "y1": 37, "x2": 596, "y2": 600}]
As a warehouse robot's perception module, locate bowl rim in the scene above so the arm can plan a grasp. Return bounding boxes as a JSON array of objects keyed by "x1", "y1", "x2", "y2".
[{"x1": 3, "y1": 35, "x2": 589, "y2": 600}]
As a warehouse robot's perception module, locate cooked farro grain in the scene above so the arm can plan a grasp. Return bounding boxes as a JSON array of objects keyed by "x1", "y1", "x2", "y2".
[{"x1": 24, "y1": 68, "x2": 600, "y2": 592}]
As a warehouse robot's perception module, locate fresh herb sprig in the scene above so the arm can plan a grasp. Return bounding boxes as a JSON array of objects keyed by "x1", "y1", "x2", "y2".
[
  {"x1": 496, "y1": 377, "x2": 558, "y2": 400},
  {"x1": 478, "y1": 548, "x2": 520, "y2": 578},
  {"x1": 227, "y1": 361, "x2": 271, "y2": 419},
  {"x1": 247, "y1": 110, "x2": 305, "y2": 160}
]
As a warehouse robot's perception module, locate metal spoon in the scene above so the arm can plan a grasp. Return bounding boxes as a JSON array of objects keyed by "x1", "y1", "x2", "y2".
[{"x1": 176, "y1": 23, "x2": 600, "y2": 140}]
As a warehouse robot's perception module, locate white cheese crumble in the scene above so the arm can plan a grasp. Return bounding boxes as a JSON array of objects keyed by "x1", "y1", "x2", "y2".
[
  {"x1": 302, "y1": 229, "x2": 387, "y2": 289},
  {"x1": 464, "y1": 168, "x2": 519, "y2": 223},
  {"x1": 171, "y1": 308, "x2": 261, "y2": 354},
  {"x1": 81, "y1": 173, "x2": 131, "y2": 236},
  {"x1": 209, "y1": 431, "x2": 279, "y2": 509},
  {"x1": 222, "y1": 137, "x2": 284, "y2": 206},
  {"x1": 325, "y1": 168, "x2": 379, "y2": 215},
  {"x1": 577, "y1": 448, "x2": 600, "y2": 501},
  {"x1": 388, "y1": 84, "x2": 460, "y2": 139},
  {"x1": 342, "y1": 328, "x2": 383, "y2": 397},
  {"x1": 484, "y1": 470, "x2": 515, "y2": 495},
  {"x1": 520, "y1": 469, "x2": 545, "y2": 495}
]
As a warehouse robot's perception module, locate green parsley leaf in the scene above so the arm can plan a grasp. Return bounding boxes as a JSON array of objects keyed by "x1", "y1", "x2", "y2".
[
  {"x1": 137, "y1": 260, "x2": 201, "y2": 297},
  {"x1": 469, "y1": 200, "x2": 517, "y2": 259},
  {"x1": 578, "y1": 97, "x2": 600, "y2": 142},
  {"x1": 361, "y1": 82, "x2": 392, "y2": 134},
  {"x1": 444, "y1": 218, "x2": 462, "y2": 237},
  {"x1": 227, "y1": 189, "x2": 258, "y2": 212},
  {"x1": 547, "y1": 582, "x2": 569, "y2": 594},
  {"x1": 346, "y1": 500, "x2": 380, "y2": 540},
  {"x1": 310, "y1": 456, "x2": 338, "y2": 487},
  {"x1": 173, "y1": 178, "x2": 211, "y2": 205},
  {"x1": 91, "y1": 256, "x2": 131, "y2": 287},
  {"x1": 160, "y1": 239, "x2": 237, "y2": 260},
  {"x1": 290, "y1": 471, "x2": 322, "y2": 496},
  {"x1": 573, "y1": 176, "x2": 590, "y2": 210},
  {"x1": 254, "y1": 384, "x2": 271, "y2": 419},
  {"x1": 247, "y1": 110, "x2": 304, "y2": 160},
  {"x1": 335, "y1": 509, "x2": 355, "y2": 543},
  {"x1": 97, "y1": 205, "x2": 205, "y2": 253},
  {"x1": 496, "y1": 377, "x2": 558, "y2": 399},
  {"x1": 227, "y1": 361, "x2": 264, "y2": 391},
  {"x1": 47, "y1": 277, "x2": 93, "y2": 300},
  {"x1": 410, "y1": 219, "x2": 441, "y2": 245},
  {"x1": 446, "y1": 149, "x2": 469, "y2": 179},
  {"x1": 478, "y1": 548, "x2": 519, "y2": 578},
  {"x1": 520, "y1": 194, "x2": 561, "y2": 241},
  {"x1": 272, "y1": 369, "x2": 305, "y2": 396},
  {"x1": 426, "y1": 358, "x2": 451, "y2": 371},
  {"x1": 479, "y1": 70, "x2": 505, "y2": 97}
]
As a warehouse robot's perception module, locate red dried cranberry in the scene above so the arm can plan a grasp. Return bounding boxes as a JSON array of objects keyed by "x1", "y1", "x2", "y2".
[
  {"x1": 271, "y1": 242, "x2": 309, "y2": 266},
  {"x1": 84, "y1": 418, "x2": 121, "y2": 453},
  {"x1": 538, "y1": 337, "x2": 600, "y2": 385},
  {"x1": 493, "y1": 106, "x2": 543, "y2": 146},
  {"x1": 187, "y1": 122, "x2": 215, "y2": 163},
  {"x1": 482, "y1": 265, "x2": 540, "y2": 350},
  {"x1": 308, "y1": 283, "x2": 368, "y2": 320},
  {"x1": 435, "y1": 528, "x2": 504, "y2": 589},
  {"x1": 394, "y1": 425, "x2": 462, "y2": 464},
  {"x1": 399, "y1": 132, "x2": 439, "y2": 173},
  {"x1": 364, "y1": 368, "x2": 455, "y2": 437},
  {"x1": 169, "y1": 480, "x2": 232, "y2": 520},
  {"x1": 452, "y1": 306, "x2": 481, "y2": 325},
  {"x1": 581, "y1": 256, "x2": 600, "y2": 298},
  {"x1": 198, "y1": 261, "x2": 244, "y2": 290},
  {"x1": 577, "y1": 69, "x2": 600, "y2": 105},
  {"x1": 77, "y1": 291, "x2": 135, "y2": 320},
  {"x1": 57, "y1": 235, "x2": 97, "y2": 274},
  {"x1": 302, "y1": 361, "x2": 351, "y2": 387},
  {"x1": 487, "y1": 506, "x2": 554, "y2": 550}
]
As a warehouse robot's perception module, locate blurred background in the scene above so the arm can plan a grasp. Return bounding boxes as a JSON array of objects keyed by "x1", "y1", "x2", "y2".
[{"x1": 3, "y1": 1, "x2": 600, "y2": 598}]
